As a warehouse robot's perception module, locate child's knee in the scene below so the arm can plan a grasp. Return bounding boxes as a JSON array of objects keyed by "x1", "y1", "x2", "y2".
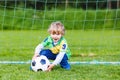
[{"x1": 40, "y1": 49, "x2": 48, "y2": 55}]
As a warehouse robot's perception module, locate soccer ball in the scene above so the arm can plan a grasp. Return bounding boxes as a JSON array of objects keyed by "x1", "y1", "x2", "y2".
[{"x1": 31, "y1": 55, "x2": 50, "y2": 72}]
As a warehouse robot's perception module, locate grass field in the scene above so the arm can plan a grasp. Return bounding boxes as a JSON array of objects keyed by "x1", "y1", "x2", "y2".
[{"x1": 0, "y1": 30, "x2": 120, "y2": 80}]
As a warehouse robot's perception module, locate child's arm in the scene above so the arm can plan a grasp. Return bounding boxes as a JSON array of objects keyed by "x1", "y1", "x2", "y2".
[
  {"x1": 47, "y1": 52, "x2": 65, "y2": 71},
  {"x1": 32, "y1": 43, "x2": 44, "y2": 61},
  {"x1": 48, "y1": 42, "x2": 68, "y2": 71},
  {"x1": 52, "y1": 52, "x2": 65, "y2": 65}
]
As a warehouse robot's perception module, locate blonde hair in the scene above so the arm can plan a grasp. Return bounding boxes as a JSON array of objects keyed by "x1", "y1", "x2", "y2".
[{"x1": 48, "y1": 21, "x2": 65, "y2": 35}]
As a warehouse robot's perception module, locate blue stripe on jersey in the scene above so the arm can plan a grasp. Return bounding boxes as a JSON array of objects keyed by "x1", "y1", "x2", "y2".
[
  {"x1": 43, "y1": 37, "x2": 48, "y2": 42},
  {"x1": 52, "y1": 42, "x2": 55, "y2": 47}
]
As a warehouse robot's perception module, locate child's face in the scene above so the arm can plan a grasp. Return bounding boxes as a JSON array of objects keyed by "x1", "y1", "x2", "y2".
[{"x1": 50, "y1": 32, "x2": 62, "y2": 43}]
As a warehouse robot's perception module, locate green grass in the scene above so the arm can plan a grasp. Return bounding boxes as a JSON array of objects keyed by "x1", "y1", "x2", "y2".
[
  {"x1": 0, "y1": 64, "x2": 120, "y2": 80},
  {"x1": 0, "y1": 30, "x2": 120, "y2": 80}
]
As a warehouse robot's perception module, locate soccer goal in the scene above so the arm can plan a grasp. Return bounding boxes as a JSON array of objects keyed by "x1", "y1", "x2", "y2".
[{"x1": 0, "y1": 0, "x2": 120, "y2": 64}]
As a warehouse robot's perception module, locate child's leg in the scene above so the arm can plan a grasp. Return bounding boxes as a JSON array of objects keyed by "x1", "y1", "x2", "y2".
[
  {"x1": 40, "y1": 49, "x2": 71, "y2": 70},
  {"x1": 60, "y1": 54, "x2": 71, "y2": 70},
  {"x1": 39, "y1": 49, "x2": 56, "y2": 60}
]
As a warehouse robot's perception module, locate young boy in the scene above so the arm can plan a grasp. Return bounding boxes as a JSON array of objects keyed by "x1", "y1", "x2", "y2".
[{"x1": 32, "y1": 21, "x2": 71, "y2": 71}]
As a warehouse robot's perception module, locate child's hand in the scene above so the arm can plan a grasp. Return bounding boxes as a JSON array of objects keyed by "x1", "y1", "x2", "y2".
[
  {"x1": 47, "y1": 64, "x2": 55, "y2": 72},
  {"x1": 32, "y1": 54, "x2": 39, "y2": 61}
]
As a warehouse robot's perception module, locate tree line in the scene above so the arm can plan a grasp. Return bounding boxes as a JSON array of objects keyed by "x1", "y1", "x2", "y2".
[{"x1": 0, "y1": 0, "x2": 120, "y2": 10}]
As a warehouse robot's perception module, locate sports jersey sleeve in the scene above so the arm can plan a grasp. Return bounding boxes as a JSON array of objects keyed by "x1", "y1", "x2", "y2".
[
  {"x1": 35, "y1": 43, "x2": 44, "y2": 54},
  {"x1": 52, "y1": 52, "x2": 65, "y2": 65},
  {"x1": 35, "y1": 37, "x2": 50, "y2": 54}
]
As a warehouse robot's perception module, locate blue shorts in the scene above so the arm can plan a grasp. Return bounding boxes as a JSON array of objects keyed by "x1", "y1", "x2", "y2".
[{"x1": 39, "y1": 49, "x2": 71, "y2": 70}]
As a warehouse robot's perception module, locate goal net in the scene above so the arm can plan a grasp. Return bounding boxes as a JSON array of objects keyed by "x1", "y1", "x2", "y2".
[{"x1": 0, "y1": 0, "x2": 120, "y2": 60}]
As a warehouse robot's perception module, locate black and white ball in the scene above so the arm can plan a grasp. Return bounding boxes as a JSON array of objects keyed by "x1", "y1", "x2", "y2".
[{"x1": 31, "y1": 55, "x2": 50, "y2": 72}]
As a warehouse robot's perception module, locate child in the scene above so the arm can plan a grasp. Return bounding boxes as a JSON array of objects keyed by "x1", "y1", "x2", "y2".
[{"x1": 32, "y1": 21, "x2": 71, "y2": 71}]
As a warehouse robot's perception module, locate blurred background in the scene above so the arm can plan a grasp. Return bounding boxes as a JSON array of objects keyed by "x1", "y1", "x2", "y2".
[{"x1": 0, "y1": 0, "x2": 120, "y2": 60}]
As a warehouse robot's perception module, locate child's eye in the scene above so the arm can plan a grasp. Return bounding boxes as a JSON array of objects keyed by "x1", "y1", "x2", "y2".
[
  {"x1": 56, "y1": 33, "x2": 61, "y2": 35},
  {"x1": 51, "y1": 31, "x2": 61, "y2": 35},
  {"x1": 51, "y1": 31, "x2": 56, "y2": 35}
]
